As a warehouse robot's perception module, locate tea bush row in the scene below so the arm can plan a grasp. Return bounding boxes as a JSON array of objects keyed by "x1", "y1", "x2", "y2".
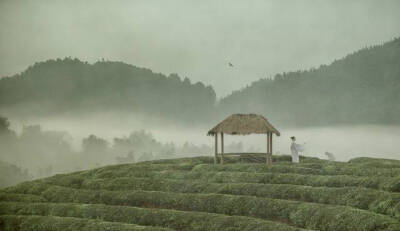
[
  {"x1": 44, "y1": 176, "x2": 400, "y2": 218},
  {"x1": 0, "y1": 202, "x2": 308, "y2": 231},
  {"x1": 0, "y1": 214, "x2": 171, "y2": 231},
  {"x1": 5, "y1": 184, "x2": 399, "y2": 231},
  {"x1": 193, "y1": 163, "x2": 400, "y2": 177}
]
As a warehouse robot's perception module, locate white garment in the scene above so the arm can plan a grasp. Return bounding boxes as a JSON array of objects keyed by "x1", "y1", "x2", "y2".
[
  {"x1": 291, "y1": 142, "x2": 305, "y2": 163},
  {"x1": 290, "y1": 142, "x2": 299, "y2": 163}
]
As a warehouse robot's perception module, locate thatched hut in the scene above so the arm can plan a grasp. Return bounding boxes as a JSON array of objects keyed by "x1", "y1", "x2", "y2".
[{"x1": 208, "y1": 114, "x2": 280, "y2": 164}]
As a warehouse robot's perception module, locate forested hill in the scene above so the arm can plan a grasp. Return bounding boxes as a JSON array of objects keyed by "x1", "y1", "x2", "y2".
[
  {"x1": 1, "y1": 38, "x2": 399, "y2": 126},
  {"x1": 0, "y1": 59, "x2": 216, "y2": 123},
  {"x1": 219, "y1": 37, "x2": 400, "y2": 126}
]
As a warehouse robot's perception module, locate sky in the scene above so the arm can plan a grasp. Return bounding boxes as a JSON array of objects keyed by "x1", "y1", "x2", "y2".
[{"x1": 0, "y1": 0, "x2": 399, "y2": 97}]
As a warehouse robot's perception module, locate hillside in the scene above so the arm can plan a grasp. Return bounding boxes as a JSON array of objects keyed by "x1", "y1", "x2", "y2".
[
  {"x1": 0, "y1": 58, "x2": 216, "y2": 123},
  {"x1": 1, "y1": 38, "x2": 400, "y2": 127},
  {"x1": 1, "y1": 156, "x2": 400, "y2": 231},
  {"x1": 219, "y1": 37, "x2": 400, "y2": 126}
]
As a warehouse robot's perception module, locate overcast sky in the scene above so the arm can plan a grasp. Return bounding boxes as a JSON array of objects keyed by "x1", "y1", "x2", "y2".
[{"x1": 1, "y1": 0, "x2": 399, "y2": 97}]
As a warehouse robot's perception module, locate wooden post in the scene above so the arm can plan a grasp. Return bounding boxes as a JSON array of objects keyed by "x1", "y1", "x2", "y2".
[
  {"x1": 214, "y1": 134, "x2": 218, "y2": 164},
  {"x1": 269, "y1": 133, "x2": 273, "y2": 164},
  {"x1": 266, "y1": 133, "x2": 270, "y2": 164},
  {"x1": 220, "y1": 133, "x2": 224, "y2": 164}
]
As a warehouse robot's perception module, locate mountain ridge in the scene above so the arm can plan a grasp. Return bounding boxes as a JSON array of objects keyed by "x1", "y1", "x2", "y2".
[
  {"x1": 1, "y1": 37, "x2": 399, "y2": 126},
  {"x1": 219, "y1": 37, "x2": 400, "y2": 126}
]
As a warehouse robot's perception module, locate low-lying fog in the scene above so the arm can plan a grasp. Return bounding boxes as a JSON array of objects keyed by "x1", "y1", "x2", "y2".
[
  {"x1": 1, "y1": 113, "x2": 398, "y2": 187},
  {"x1": 10, "y1": 114, "x2": 399, "y2": 162}
]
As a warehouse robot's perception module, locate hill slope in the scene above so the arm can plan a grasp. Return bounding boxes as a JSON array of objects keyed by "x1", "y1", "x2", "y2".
[
  {"x1": 1, "y1": 38, "x2": 400, "y2": 127},
  {"x1": 1, "y1": 156, "x2": 400, "y2": 231},
  {"x1": 0, "y1": 59, "x2": 216, "y2": 123},
  {"x1": 219, "y1": 38, "x2": 400, "y2": 126}
]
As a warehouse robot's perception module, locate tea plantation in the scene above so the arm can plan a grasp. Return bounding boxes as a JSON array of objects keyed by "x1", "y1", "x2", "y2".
[{"x1": 1, "y1": 155, "x2": 400, "y2": 231}]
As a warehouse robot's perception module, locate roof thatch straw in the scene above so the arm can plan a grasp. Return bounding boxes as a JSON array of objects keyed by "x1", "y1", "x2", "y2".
[{"x1": 207, "y1": 114, "x2": 280, "y2": 136}]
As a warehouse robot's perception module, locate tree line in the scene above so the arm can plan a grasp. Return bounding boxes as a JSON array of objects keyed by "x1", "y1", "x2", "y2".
[
  {"x1": 0, "y1": 58, "x2": 216, "y2": 124},
  {"x1": 0, "y1": 38, "x2": 399, "y2": 127},
  {"x1": 219, "y1": 37, "x2": 400, "y2": 126}
]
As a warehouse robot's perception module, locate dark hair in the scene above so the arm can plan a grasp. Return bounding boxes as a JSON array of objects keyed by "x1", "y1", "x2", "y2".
[{"x1": 290, "y1": 136, "x2": 296, "y2": 140}]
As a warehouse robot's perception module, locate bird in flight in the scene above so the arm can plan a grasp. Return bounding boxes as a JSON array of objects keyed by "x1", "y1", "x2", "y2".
[{"x1": 228, "y1": 62, "x2": 234, "y2": 67}]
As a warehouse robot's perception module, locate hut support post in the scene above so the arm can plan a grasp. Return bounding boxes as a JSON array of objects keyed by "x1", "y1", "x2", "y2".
[
  {"x1": 220, "y1": 133, "x2": 224, "y2": 164},
  {"x1": 266, "y1": 133, "x2": 270, "y2": 164},
  {"x1": 214, "y1": 134, "x2": 218, "y2": 164},
  {"x1": 269, "y1": 133, "x2": 273, "y2": 164}
]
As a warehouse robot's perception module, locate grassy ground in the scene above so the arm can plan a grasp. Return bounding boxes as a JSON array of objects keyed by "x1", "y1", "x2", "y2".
[{"x1": 1, "y1": 155, "x2": 400, "y2": 231}]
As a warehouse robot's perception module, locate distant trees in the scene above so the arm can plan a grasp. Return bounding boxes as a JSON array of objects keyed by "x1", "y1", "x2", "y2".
[
  {"x1": 0, "y1": 160, "x2": 30, "y2": 188},
  {"x1": 0, "y1": 115, "x2": 18, "y2": 169},
  {"x1": 0, "y1": 115, "x2": 10, "y2": 132},
  {"x1": 113, "y1": 130, "x2": 169, "y2": 162},
  {"x1": 0, "y1": 58, "x2": 217, "y2": 124},
  {"x1": 1, "y1": 38, "x2": 400, "y2": 127},
  {"x1": 219, "y1": 37, "x2": 400, "y2": 126},
  {"x1": 82, "y1": 135, "x2": 110, "y2": 165},
  {"x1": 0, "y1": 115, "x2": 31, "y2": 187},
  {"x1": 82, "y1": 135, "x2": 109, "y2": 154},
  {"x1": 0, "y1": 115, "x2": 16, "y2": 141}
]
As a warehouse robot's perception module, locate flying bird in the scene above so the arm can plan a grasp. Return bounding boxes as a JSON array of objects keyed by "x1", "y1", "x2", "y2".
[{"x1": 228, "y1": 62, "x2": 234, "y2": 67}]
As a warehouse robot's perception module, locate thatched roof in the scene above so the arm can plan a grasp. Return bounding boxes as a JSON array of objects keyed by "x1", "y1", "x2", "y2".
[{"x1": 207, "y1": 114, "x2": 280, "y2": 136}]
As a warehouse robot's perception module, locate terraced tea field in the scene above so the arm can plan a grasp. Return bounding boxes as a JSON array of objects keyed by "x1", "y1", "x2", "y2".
[{"x1": 1, "y1": 155, "x2": 400, "y2": 231}]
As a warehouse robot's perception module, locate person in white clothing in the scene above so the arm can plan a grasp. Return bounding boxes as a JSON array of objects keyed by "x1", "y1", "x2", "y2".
[{"x1": 290, "y1": 136, "x2": 305, "y2": 163}]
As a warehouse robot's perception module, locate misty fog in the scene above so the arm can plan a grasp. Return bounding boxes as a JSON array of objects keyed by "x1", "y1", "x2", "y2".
[
  {"x1": 26, "y1": 117, "x2": 400, "y2": 162},
  {"x1": 7, "y1": 114, "x2": 400, "y2": 163},
  {"x1": 1, "y1": 0, "x2": 400, "y2": 96}
]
